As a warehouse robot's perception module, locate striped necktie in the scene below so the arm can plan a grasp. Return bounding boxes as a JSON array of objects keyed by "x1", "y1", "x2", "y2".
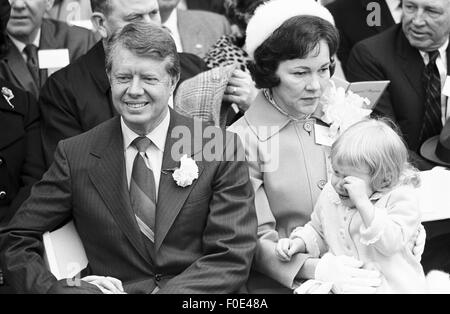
[
  {"x1": 420, "y1": 50, "x2": 443, "y2": 143},
  {"x1": 23, "y1": 44, "x2": 40, "y2": 87},
  {"x1": 130, "y1": 136, "x2": 157, "y2": 244}
]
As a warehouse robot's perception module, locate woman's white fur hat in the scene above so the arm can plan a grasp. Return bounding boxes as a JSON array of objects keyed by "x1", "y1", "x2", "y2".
[{"x1": 245, "y1": 0, "x2": 335, "y2": 59}]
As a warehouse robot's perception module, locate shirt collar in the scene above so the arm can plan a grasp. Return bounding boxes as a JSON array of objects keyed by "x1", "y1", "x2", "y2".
[
  {"x1": 419, "y1": 39, "x2": 449, "y2": 63},
  {"x1": 163, "y1": 9, "x2": 178, "y2": 36},
  {"x1": 121, "y1": 109, "x2": 170, "y2": 153},
  {"x1": 9, "y1": 28, "x2": 41, "y2": 52}
]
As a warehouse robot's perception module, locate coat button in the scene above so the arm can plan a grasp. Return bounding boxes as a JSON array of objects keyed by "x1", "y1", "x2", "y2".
[
  {"x1": 317, "y1": 180, "x2": 327, "y2": 190},
  {"x1": 304, "y1": 122, "x2": 313, "y2": 133},
  {"x1": 0, "y1": 157, "x2": 3, "y2": 166},
  {"x1": 0, "y1": 191, "x2": 6, "y2": 200},
  {"x1": 154, "y1": 274, "x2": 162, "y2": 281}
]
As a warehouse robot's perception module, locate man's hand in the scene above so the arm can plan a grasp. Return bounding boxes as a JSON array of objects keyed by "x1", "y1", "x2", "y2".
[
  {"x1": 314, "y1": 252, "x2": 382, "y2": 294},
  {"x1": 223, "y1": 69, "x2": 257, "y2": 112},
  {"x1": 82, "y1": 276, "x2": 126, "y2": 294}
]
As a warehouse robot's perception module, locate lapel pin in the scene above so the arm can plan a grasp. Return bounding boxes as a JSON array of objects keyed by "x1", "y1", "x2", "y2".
[{"x1": 2, "y1": 87, "x2": 15, "y2": 109}]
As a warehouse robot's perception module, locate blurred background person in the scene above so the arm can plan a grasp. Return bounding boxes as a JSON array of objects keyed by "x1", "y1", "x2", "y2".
[
  {"x1": 175, "y1": 0, "x2": 264, "y2": 128},
  {"x1": 346, "y1": 0, "x2": 450, "y2": 172},
  {"x1": 46, "y1": 0, "x2": 94, "y2": 30},
  {"x1": 0, "y1": 0, "x2": 45, "y2": 293},
  {"x1": 0, "y1": 0, "x2": 96, "y2": 99},
  {"x1": 158, "y1": 0, "x2": 231, "y2": 58},
  {"x1": 326, "y1": 0, "x2": 399, "y2": 75}
]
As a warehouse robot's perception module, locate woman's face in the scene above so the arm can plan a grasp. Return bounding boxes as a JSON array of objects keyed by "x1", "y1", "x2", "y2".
[{"x1": 272, "y1": 40, "x2": 331, "y2": 118}]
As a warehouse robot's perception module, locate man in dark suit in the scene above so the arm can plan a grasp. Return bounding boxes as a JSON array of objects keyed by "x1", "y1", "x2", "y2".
[
  {"x1": 0, "y1": 0, "x2": 96, "y2": 99},
  {"x1": 0, "y1": 22, "x2": 257, "y2": 294},
  {"x1": 326, "y1": 0, "x2": 398, "y2": 74},
  {"x1": 39, "y1": 0, "x2": 208, "y2": 166},
  {"x1": 347, "y1": 0, "x2": 450, "y2": 274},
  {"x1": 0, "y1": 1, "x2": 45, "y2": 293},
  {"x1": 158, "y1": 0, "x2": 231, "y2": 58}
]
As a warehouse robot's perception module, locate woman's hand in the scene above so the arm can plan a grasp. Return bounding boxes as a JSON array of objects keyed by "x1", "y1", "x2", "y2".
[
  {"x1": 314, "y1": 252, "x2": 382, "y2": 294},
  {"x1": 410, "y1": 224, "x2": 426, "y2": 261},
  {"x1": 82, "y1": 275, "x2": 126, "y2": 294},
  {"x1": 223, "y1": 69, "x2": 258, "y2": 112},
  {"x1": 275, "y1": 238, "x2": 306, "y2": 262}
]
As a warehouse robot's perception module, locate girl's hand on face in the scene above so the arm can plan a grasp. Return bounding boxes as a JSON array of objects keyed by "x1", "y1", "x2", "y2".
[{"x1": 343, "y1": 176, "x2": 371, "y2": 208}]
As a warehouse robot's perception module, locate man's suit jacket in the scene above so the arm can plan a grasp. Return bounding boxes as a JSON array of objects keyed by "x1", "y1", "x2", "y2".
[
  {"x1": 0, "y1": 80, "x2": 45, "y2": 226},
  {"x1": 347, "y1": 24, "x2": 450, "y2": 153},
  {"x1": 177, "y1": 9, "x2": 230, "y2": 58},
  {"x1": 185, "y1": 0, "x2": 226, "y2": 15},
  {"x1": 0, "y1": 19, "x2": 97, "y2": 99},
  {"x1": 347, "y1": 25, "x2": 450, "y2": 273},
  {"x1": 39, "y1": 41, "x2": 208, "y2": 166},
  {"x1": 0, "y1": 110, "x2": 257, "y2": 294},
  {"x1": 326, "y1": 0, "x2": 395, "y2": 74}
]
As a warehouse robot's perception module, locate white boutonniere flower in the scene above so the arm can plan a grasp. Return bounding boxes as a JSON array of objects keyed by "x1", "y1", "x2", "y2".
[
  {"x1": 2, "y1": 87, "x2": 15, "y2": 109},
  {"x1": 319, "y1": 80, "x2": 372, "y2": 141},
  {"x1": 172, "y1": 154, "x2": 199, "y2": 187}
]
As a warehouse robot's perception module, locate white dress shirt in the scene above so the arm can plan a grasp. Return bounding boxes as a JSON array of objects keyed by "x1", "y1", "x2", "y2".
[
  {"x1": 121, "y1": 110, "x2": 170, "y2": 200},
  {"x1": 8, "y1": 28, "x2": 41, "y2": 61},
  {"x1": 419, "y1": 40, "x2": 449, "y2": 124},
  {"x1": 385, "y1": 0, "x2": 403, "y2": 24},
  {"x1": 163, "y1": 9, "x2": 183, "y2": 53}
]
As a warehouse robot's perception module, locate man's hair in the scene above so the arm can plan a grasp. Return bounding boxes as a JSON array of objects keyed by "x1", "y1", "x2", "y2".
[
  {"x1": 90, "y1": 0, "x2": 111, "y2": 15},
  {"x1": 105, "y1": 22, "x2": 180, "y2": 80},
  {"x1": 331, "y1": 119, "x2": 419, "y2": 192},
  {"x1": 249, "y1": 15, "x2": 339, "y2": 89}
]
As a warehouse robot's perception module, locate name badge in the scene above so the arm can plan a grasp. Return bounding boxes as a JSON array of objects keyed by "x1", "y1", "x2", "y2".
[
  {"x1": 38, "y1": 49, "x2": 70, "y2": 70},
  {"x1": 443, "y1": 76, "x2": 450, "y2": 97},
  {"x1": 314, "y1": 124, "x2": 334, "y2": 147}
]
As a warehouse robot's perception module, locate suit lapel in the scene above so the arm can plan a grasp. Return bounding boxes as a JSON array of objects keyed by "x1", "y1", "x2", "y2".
[
  {"x1": 4, "y1": 39, "x2": 39, "y2": 97},
  {"x1": 88, "y1": 117, "x2": 152, "y2": 263},
  {"x1": 154, "y1": 110, "x2": 205, "y2": 251},
  {"x1": 87, "y1": 42, "x2": 116, "y2": 116},
  {"x1": 447, "y1": 40, "x2": 450, "y2": 74},
  {"x1": 0, "y1": 95, "x2": 24, "y2": 149},
  {"x1": 39, "y1": 19, "x2": 57, "y2": 50},
  {"x1": 396, "y1": 27, "x2": 425, "y2": 100}
]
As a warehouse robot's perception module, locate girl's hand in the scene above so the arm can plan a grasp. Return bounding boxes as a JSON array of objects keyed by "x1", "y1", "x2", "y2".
[
  {"x1": 343, "y1": 176, "x2": 371, "y2": 208},
  {"x1": 276, "y1": 238, "x2": 306, "y2": 262}
]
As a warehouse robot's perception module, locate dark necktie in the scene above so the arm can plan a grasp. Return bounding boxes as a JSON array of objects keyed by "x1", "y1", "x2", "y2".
[
  {"x1": 23, "y1": 44, "x2": 40, "y2": 87},
  {"x1": 130, "y1": 137, "x2": 157, "y2": 244},
  {"x1": 421, "y1": 50, "x2": 443, "y2": 143}
]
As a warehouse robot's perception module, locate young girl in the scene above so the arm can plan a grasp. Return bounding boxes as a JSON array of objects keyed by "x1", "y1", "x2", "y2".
[{"x1": 276, "y1": 119, "x2": 426, "y2": 293}]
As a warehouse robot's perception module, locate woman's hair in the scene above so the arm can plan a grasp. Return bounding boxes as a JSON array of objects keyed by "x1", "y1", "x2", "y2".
[
  {"x1": 331, "y1": 119, "x2": 420, "y2": 192},
  {"x1": 249, "y1": 15, "x2": 339, "y2": 89},
  {"x1": 224, "y1": 0, "x2": 267, "y2": 33}
]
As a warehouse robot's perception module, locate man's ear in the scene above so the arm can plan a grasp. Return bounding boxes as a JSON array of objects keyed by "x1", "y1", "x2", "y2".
[
  {"x1": 46, "y1": 0, "x2": 56, "y2": 11},
  {"x1": 91, "y1": 12, "x2": 108, "y2": 39},
  {"x1": 170, "y1": 74, "x2": 180, "y2": 94}
]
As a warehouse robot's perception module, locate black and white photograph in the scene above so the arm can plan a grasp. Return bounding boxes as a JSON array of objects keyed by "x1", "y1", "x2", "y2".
[{"x1": 0, "y1": 0, "x2": 450, "y2": 299}]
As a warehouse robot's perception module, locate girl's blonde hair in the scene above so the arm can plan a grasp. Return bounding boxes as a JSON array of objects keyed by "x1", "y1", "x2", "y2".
[{"x1": 331, "y1": 118, "x2": 420, "y2": 192}]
